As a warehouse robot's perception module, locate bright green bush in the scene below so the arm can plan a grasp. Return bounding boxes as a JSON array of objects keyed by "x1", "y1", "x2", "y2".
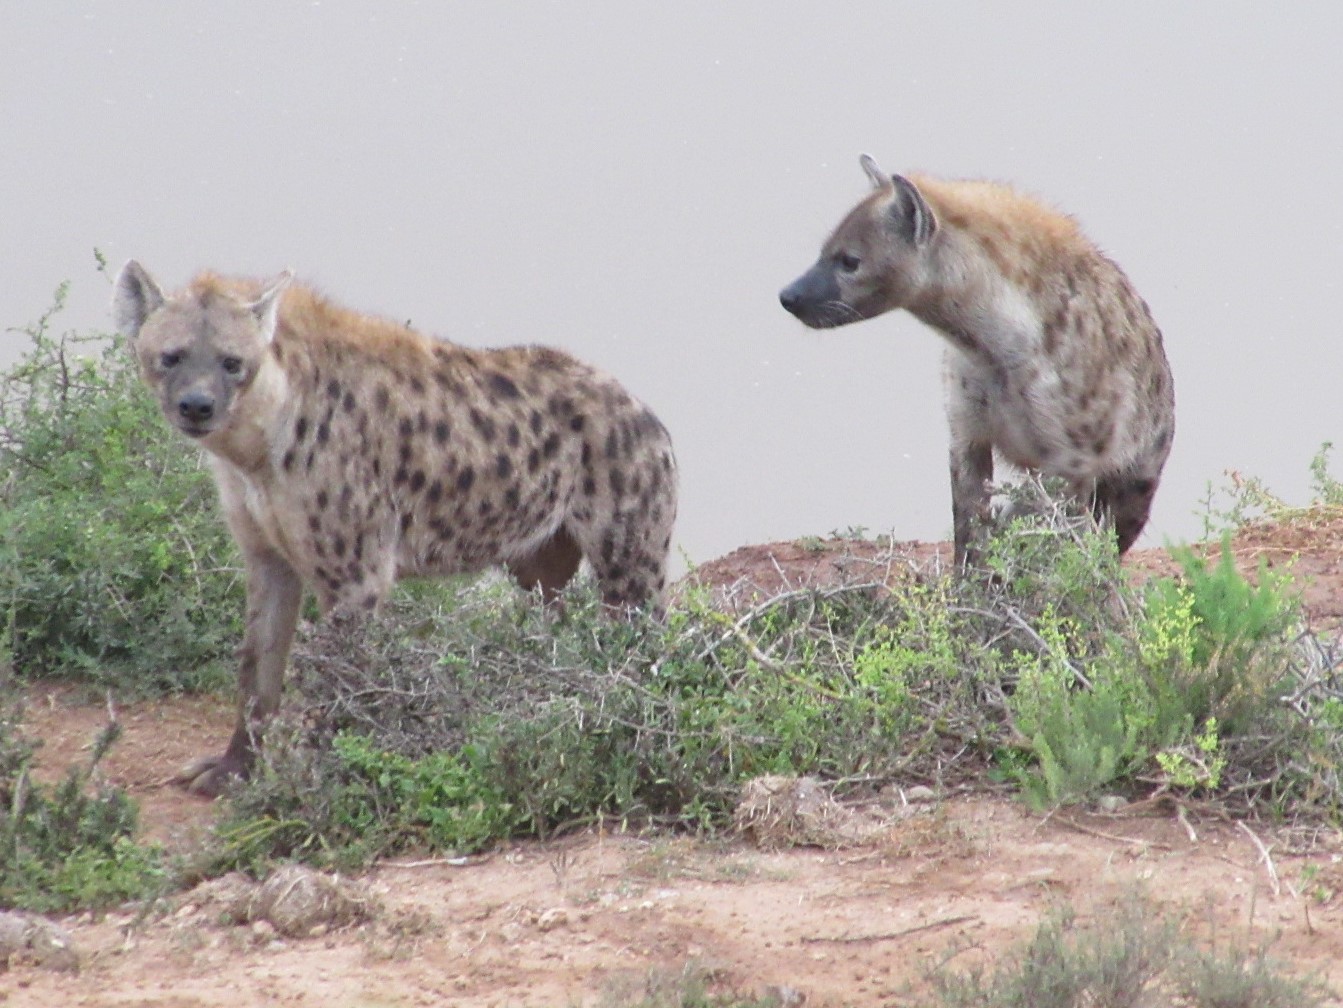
[{"x1": 0, "y1": 285, "x2": 242, "y2": 692}]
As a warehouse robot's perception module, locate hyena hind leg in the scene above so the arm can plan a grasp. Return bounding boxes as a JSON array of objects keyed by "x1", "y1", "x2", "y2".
[
  {"x1": 1092, "y1": 474, "x2": 1159, "y2": 556},
  {"x1": 506, "y1": 526, "x2": 584, "y2": 602}
]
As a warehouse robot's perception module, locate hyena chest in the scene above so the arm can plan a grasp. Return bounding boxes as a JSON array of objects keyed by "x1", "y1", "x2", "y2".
[{"x1": 954, "y1": 352, "x2": 1118, "y2": 478}]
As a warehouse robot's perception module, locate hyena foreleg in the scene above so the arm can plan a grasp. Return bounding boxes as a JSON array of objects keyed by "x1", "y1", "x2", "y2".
[
  {"x1": 950, "y1": 438, "x2": 994, "y2": 568},
  {"x1": 175, "y1": 545, "x2": 302, "y2": 797}
]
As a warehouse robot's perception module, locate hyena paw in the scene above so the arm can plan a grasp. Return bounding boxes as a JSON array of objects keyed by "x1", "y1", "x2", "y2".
[{"x1": 171, "y1": 753, "x2": 248, "y2": 798}]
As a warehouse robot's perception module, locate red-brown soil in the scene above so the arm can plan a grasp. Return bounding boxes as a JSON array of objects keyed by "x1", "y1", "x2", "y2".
[{"x1": 8, "y1": 515, "x2": 1343, "y2": 1007}]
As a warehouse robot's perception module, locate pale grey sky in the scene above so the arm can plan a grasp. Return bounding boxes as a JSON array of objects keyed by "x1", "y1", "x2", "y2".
[{"x1": 4, "y1": 3, "x2": 1341, "y2": 564}]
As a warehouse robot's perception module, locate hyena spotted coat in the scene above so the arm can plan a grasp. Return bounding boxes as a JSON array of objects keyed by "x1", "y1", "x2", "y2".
[
  {"x1": 780, "y1": 155, "x2": 1175, "y2": 564},
  {"x1": 113, "y1": 262, "x2": 678, "y2": 796}
]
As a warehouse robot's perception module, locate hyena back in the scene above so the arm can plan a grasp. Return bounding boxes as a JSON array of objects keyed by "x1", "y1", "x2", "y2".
[
  {"x1": 113, "y1": 261, "x2": 678, "y2": 796},
  {"x1": 780, "y1": 155, "x2": 1175, "y2": 564}
]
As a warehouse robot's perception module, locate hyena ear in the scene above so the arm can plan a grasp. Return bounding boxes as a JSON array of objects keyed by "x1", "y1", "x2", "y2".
[
  {"x1": 889, "y1": 175, "x2": 938, "y2": 246},
  {"x1": 112, "y1": 260, "x2": 166, "y2": 340},
  {"x1": 859, "y1": 153, "x2": 895, "y2": 193},
  {"x1": 247, "y1": 270, "x2": 294, "y2": 343}
]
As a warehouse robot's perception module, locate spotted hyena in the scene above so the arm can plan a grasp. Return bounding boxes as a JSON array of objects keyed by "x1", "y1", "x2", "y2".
[
  {"x1": 780, "y1": 155, "x2": 1175, "y2": 565},
  {"x1": 113, "y1": 262, "x2": 678, "y2": 796}
]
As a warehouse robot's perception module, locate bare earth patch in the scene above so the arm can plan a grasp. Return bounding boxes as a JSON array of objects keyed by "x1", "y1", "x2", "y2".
[{"x1": 10, "y1": 519, "x2": 1343, "y2": 1007}]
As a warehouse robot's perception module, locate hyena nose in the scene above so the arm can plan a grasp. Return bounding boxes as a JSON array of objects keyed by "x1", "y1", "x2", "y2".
[
  {"x1": 178, "y1": 392, "x2": 215, "y2": 423},
  {"x1": 779, "y1": 286, "x2": 801, "y2": 314}
]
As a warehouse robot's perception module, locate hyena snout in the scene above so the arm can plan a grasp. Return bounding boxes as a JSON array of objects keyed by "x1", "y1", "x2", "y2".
[
  {"x1": 177, "y1": 389, "x2": 216, "y2": 425},
  {"x1": 779, "y1": 265, "x2": 845, "y2": 329}
]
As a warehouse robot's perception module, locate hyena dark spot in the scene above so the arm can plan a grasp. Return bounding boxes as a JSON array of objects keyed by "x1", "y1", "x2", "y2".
[
  {"x1": 433, "y1": 420, "x2": 450, "y2": 444},
  {"x1": 372, "y1": 457, "x2": 382, "y2": 479},
  {"x1": 600, "y1": 536, "x2": 616, "y2": 565},
  {"x1": 317, "y1": 422, "x2": 330, "y2": 446},
  {"x1": 542, "y1": 433, "x2": 560, "y2": 459},
  {"x1": 488, "y1": 372, "x2": 521, "y2": 398},
  {"x1": 417, "y1": 411, "x2": 429, "y2": 434},
  {"x1": 375, "y1": 385, "x2": 390, "y2": 410},
  {"x1": 307, "y1": 514, "x2": 321, "y2": 533},
  {"x1": 427, "y1": 480, "x2": 443, "y2": 504},
  {"x1": 433, "y1": 368, "x2": 453, "y2": 391},
  {"x1": 316, "y1": 489, "x2": 329, "y2": 511},
  {"x1": 347, "y1": 562, "x2": 364, "y2": 582},
  {"x1": 609, "y1": 469, "x2": 625, "y2": 496},
  {"x1": 605, "y1": 430, "x2": 619, "y2": 459},
  {"x1": 504, "y1": 486, "x2": 520, "y2": 508},
  {"x1": 314, "y1": 540, "x2": 327, "y2": 559},
  {"x1": 333, "y1": 535, "x2": 347, "y2": 558},
  {"x1": 583, "y1": 477, "x2": 597, "y2": 496},
  {"x1": 399, "y1": 417, "x2": 414, "y2": 440},
  {"x1": 294, "y1": 416, "x2": 309, "y2": 442},
  {"x1": 478, "y1": 499, "x2": 493, "y2": 516},
  {"x1": 343, "y1": 390, "x2": 356, "y2": 413},
  {"x1": 400, "y1": 512, "x2": 414, "y2": 533},
  {"x1": 272, "y1": 344, "x2": 285, "y2": 363},
  {"x1": 528, "y1": 448, "x2": 541, "y2": 473},
  {"x1": 398, "y1": 443, "x2": 413, "y2": 465},
  {"x1": 282, "y1": 448, "x2": 296, "y2": 471},
  {"x1": 326, "y1": 378, "x2": 341, "y2": 400},
  {"x1": 507, "y1": 423, "x2": 520, "y2": 448},
  {"x1": 363, "y1": 593, "x2": 379, "y2": 610},
  {"x1": 353, "y1": 533, "x2": 364, "y2": 561},
  {"x1": 394, "y1": 467, "x2": 409, "y2": 486},
  {"x1": 569, "y1": 414, "x2": 585, "y2": 433},
  {"x1": 529, "y1": 410, "x2": 543, "y2": 435},
  {"x1": 581, "y1": 442, "x2": 592, "y2": 466},
  {"x1": 470, "y1": 409, "x2": 496, "y2": 441},
  {"x1": 496, "y1": 454, "x2": 513, "y2": 479},
  {"x1": 409, "y1": 470, "x2": 426, "y2": 493},
  {"x1": 339, "y1": 483, "x2": 353, "y2": 512},
  {"x1": 457, "y1": 466, "x2": 475, "y2": 492},
  {"x1": 409, "y1": 376, "x2": 426, "y2": 396}
]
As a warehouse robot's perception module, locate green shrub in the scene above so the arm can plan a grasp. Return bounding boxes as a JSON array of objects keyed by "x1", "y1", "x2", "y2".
[
  {"x1": 0, "y1": 283, "x2": 242, "y2": 692},
  {"x1": 0, "y1": 708, "x2": 165, "y2": 912},
  {"x1": 918, "y1": 894, "x2": 1329, "y2": 1008}
]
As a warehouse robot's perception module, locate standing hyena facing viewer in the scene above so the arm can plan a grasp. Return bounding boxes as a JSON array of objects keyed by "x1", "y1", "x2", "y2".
[
  {"x1": 780, "y1": 155, "x2": 1175, "y2": 565},
  {"x1": 113, "y1": 262, "x2": 678, "y2": 796}
]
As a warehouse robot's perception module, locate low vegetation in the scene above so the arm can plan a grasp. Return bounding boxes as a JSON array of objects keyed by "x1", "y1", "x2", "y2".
[{"x1": 0, "y1": 285, "x2": 1339, "y2": 1005}]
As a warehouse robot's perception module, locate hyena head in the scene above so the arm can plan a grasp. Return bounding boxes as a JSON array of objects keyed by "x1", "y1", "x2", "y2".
[
  {"x1": 779, "y1": 154, "x2": 939, "y2": 329},
  {"x1": 113, "y1": 261, "x2": 292, "y2": 440}
]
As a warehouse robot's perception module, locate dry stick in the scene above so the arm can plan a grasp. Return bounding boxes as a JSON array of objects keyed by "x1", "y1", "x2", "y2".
[
  {"x1": 1059, "y1": 817, "x2": 1173, "y2": 851},
  {"x1": 1237, "y1": 820, "x2": 1281, "y2": 898},
  {"x1": 1175, "y1": 804, "x2": 1199, "y2": 844},
  {"x1": 801, "y1": 914, "x2": 977, "y2": 944},
  {"x1": 381, "y1": 856, "x2": 481, "y2": 869}
]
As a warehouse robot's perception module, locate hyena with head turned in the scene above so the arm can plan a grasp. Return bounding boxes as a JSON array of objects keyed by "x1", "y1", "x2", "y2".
[
  {"x1": 113, "y1": 261, "x2": 678, "y2": 796},
  {"x1": 780, "y1": 155, "x2": 1175, "y2": 565}
]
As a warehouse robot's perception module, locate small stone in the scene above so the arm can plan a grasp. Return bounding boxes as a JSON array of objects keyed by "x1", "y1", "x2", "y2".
[
  {"x1": 536, "y1": 908, "x2": 569, "y2": 932},
  {"x1": 251, "y1": 919, "x2": 276, "y2": 940},
  {"x1": 904, "y1": 786, "x2": 936, "y2": 803},
  {"x1": 25, "y1": 920, "x2": 80, "y2": 973},
  {"x1": 1097, "y1": 795, "x2": 1128, "y2": 813},
  {"x1": 763, "y1": 984, "x2": 807, "y2": 1007}
]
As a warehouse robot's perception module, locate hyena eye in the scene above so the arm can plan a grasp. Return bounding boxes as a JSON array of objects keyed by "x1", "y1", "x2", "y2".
[
  {"x1": 220, "y1": 356, "x2": 244, "y2": 376},
  {"x1": 835, "y1": 252, "x2": 861, "y2": 274},
  {"x1": 160, "y1": 351, "x2": 181, "y2": 369}
]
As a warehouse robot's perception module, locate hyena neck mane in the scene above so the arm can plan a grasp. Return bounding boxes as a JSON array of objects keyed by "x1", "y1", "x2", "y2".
[{"x1": 904, "y1": 176, "x2": 1091, "y2": 367}]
